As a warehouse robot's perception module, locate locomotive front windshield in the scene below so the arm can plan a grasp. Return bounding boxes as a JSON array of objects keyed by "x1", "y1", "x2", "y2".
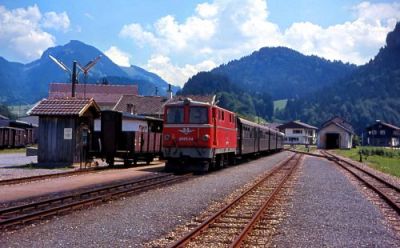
[
  {"x1": 189, "y1": 107, "x2": 208, "y2": 124},
  {"x1": 166, "y1": 107, "x2": 184, "y2": 124}
]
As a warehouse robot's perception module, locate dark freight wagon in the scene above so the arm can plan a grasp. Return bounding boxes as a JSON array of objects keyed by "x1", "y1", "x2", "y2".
[{"x1": 92, "y1": 110, "x2": 163, "y2": 166}]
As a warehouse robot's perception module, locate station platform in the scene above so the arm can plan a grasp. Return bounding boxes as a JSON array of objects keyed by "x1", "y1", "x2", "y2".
[{"x1": 0, "y1": 163, "x2": 165, "y2": 204}]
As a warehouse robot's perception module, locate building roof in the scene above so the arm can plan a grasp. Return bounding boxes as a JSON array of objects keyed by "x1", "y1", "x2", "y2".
[
  {"x1": 366, "y1": 120, "x2": 400, "y2": 130},
  {"x1": 48, "y1": 83, "x2": 138, "y2": 108},
  {"x1": 277, "y1": 120, "x2": 318, "y2": 130},
  {"x1": 265, "y1": 122, "x2": 282, "y2": 130},
  {"x1": 0, "y1": 114, "x2": 9, "y2": 120},
  {"x1": 113, "y1": 94, "x2": 216, "y2": 116},
  {"x1": 113, "y1": 95, "x2": 168, "y2": 116},
  {"x1": 28, "y1": 98, "x2": 101, "y2": 117},
  {"x1": 320, "y1": 116, "x2": 355, "y2": 134}
]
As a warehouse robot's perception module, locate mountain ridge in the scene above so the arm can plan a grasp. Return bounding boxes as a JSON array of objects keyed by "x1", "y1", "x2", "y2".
[
  {"x1": 182, "y1": 46, "x2": 357, "y2": 100},
  {"x1": 0, "y1": 40, "x2": 174, "y2": 104},
  {"x1": 281, "y1": 22, "x2": 400, "y2": 133}
]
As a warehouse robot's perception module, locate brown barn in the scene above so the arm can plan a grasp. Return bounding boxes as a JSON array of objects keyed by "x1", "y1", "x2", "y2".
[{"x1": 28, "y1": 98, "x2": 100, "y2": 166}]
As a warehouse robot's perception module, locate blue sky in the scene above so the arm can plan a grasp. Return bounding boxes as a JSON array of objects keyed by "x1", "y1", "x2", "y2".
[{"x1": 0, "y1": 0, "x2": 399, "y2": 86}]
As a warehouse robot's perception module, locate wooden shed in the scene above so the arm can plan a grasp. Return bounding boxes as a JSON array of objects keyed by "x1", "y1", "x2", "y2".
[{"x1": 28, "y1": 98, "x2": 100, "y2": 166}]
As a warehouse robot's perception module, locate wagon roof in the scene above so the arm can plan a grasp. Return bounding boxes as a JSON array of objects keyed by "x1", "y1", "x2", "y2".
[{"x1": 121, "y1": 112, "x2": 163, "y2": 122}]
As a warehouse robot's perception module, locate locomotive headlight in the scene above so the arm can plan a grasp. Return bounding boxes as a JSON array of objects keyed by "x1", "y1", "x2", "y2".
[
  {"x1": 202, "y1": 134, "x2": 210, "y2": 141},
  {"x1": 164, "y1": 134, "x2": 171, "y2": 141}
]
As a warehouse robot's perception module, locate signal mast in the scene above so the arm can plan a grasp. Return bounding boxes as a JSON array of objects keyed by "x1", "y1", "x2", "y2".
[{"x1": 49, "y1": 55, "x2": 102, "y2": 98}]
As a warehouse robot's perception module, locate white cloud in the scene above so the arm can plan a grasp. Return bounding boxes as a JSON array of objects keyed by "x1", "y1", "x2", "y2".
[
  {"x1": 120, "y1": 0, "x2": 400, "y2": 86},
  {"x1": 42, "y1": 11, "x2": 70, "y2": 31},
  {"x1": 84, "y1": 13, "x2": 94, "y2": 20},
  {"x1": 196, "y1": 2, "x2": 218, "y2": 18},
  {"x1": 0, "y1": 5, "x2": 72, "y2": 62},
  {"x1": 0, "y1": 5, "x2": 54, "y2": 62},
  {"x1": 283, "y1": 1, "x2": 400, "y2": 64},
  {"x1": 120, "y1": 23, "x2": 159, "y2": 48},
  {"x1": 145, "y1": 54, "x2": 216, "y2": 86},
  {"x1": 104, "y1": 46, "x2": 131, "y2": 67}
]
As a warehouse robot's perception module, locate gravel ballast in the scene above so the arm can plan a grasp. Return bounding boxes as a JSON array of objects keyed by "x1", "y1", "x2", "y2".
[
  {"x1": 0, "y1": 153, "x2": 74, "y2": 180},
  {"x1": 271, "y1": 156, "x2": 400, "y2": 247},
  {"x1": 0, "y1": 153, "x2": 37, "y2": 168},
  {"x1": 0, "y1": 152, "x2": 290, "y2": 247}
]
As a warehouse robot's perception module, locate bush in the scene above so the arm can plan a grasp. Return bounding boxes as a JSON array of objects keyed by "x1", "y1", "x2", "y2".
[{"x1": 360, "y1": 147, "x2": 399, "y2": 158}]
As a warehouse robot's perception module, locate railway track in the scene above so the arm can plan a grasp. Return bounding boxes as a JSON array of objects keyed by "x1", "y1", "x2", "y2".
[
  {"x1": 0, "y1": 173, "x2": 191, "y2": 230},
  {"x1": 321, "y1": 150, "x2": 400, "y2": 216},
  {"x1": 170, "y1": 153, "x2": 302, "y2": 247},
  {"x1": 0, "y1": 168, "x2": 102, "y2": 186}
]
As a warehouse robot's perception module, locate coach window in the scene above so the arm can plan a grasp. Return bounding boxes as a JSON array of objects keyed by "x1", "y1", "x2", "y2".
[
  {"x1": 189, "y1": 107, "x2": 208, "y2": 124},
  {"x1": 166, "y1": 107, "x2": 184, "y2": 124}
]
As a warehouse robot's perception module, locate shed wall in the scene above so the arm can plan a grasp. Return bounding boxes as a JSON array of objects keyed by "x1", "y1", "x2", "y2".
[
  {"x1": 38, "y1": 117, "x2": 75, "y2": 165},
  {"x1": 318, "y1": 124, "x2": 352, "y2": 149}
]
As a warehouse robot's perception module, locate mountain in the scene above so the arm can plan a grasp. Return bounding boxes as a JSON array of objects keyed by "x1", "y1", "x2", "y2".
[
  {"x1": 0, "y1": 57, "x2": 24, "y2": 102},
  {"x1": 121, "y1": 65, "x2": 180, "y2": 95},
  {"x1": 0, "y1": 40, "x2": 173, "y2": 104},
  {"x1": 181, "y1": 47, "x2": 356, "y2": 100},
  {"x1": 281, "y1": 22, "x2": 400, "y2": 133}
]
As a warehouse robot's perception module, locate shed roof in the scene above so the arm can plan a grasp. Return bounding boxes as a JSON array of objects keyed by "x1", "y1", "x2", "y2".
[
  {"x1": 321, "y1": 116, "x2": 354, "y2": 134},
  {"x1": 28, "y1": 98, "x2": 101, "y2": 117},
  {"x1": 278, "y1": 120, "x2": 318, "y2": 130}
]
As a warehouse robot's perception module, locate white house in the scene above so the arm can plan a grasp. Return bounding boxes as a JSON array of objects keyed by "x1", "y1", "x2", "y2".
[{"x1": 278, "y1": 121, "x2": 318, "y2": 145}]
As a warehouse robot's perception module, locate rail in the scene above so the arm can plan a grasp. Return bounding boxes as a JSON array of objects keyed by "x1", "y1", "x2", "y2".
[
  {"x1": 0, "y1": 173, "x2": 192, "y2": 230},
  {"x1": 321, "y1": 150, "x2": 400, "y2": 216},
  {"x1": 0, "y1": 168, "x2": 100, "y2": 186},
  {"x1": 169, "y1": 153, "x2": 302, "y2": 247}
]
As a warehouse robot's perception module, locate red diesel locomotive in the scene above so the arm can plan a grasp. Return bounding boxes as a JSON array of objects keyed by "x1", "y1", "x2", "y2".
[{"x1": 162, "y1": 98, "x2": 284, "y2": 172}]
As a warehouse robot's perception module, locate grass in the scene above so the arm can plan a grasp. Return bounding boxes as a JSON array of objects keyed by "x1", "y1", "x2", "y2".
[
  {"x1": 286, "y1": 144, "x2": 317, "y2": 153},
  {"x1": 273, "y1": 99, "x2": 288, "y2": 111},
  {"x1": 333, "y1": 147, "x2": 400, "y2": 178}
]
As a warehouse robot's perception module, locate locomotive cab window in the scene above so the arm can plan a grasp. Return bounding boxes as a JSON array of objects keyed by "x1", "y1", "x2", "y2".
[
  {"x1": 189, "y1": 107, "x2": 208, "y2": 124},
  {"x1": 166, "y1": 107, "x2": 184, "y2": 124}
]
